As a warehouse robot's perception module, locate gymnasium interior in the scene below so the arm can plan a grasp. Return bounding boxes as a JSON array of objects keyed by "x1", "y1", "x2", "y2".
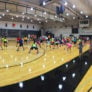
[{"x1": 0, "y1": 0, "x2": 92, "y2": 92}]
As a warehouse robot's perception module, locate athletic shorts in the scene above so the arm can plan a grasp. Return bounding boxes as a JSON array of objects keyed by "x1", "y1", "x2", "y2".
[
  {"x1": 51, "y1": 42, "x2": 54, "y2": 45},
  {"x1": 31, "y1": 47, "x2": 38, "y2": 50},
  {"x1": 24, "y1": 40, "x2": 27, "y2": 42},
  {"x1": 74, "y1": 42, "x2": 76, "y2": 44},
  {"x1": 55, "y1": 43, "x2": 58, "y2": 45},
  {"x1": 19, "y1": 43, "x2": 23, "y2": 46},
  {"x1": 4, "y1": 41, "x2": 7, "y2": 43}
]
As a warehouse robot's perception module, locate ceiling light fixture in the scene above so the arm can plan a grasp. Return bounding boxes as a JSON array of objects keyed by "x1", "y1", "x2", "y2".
[
  {"x1": 73, "y1": 17, "x2": 75, "y2": 20},
  {"x1": 6, "y1": 9, "x2": 9, "y2": 12},
  {"x1": 16, "y1": 15, "x2": 19, "y2": 18},
  {"x1": 43, "y1": 11, "x2": 47, "y2": 15},
  {"x1": 73, "y1": 5, "x2": 76, "y2": 8},
  {"x1": 62, "y1": 18, "x2": 65, "y2": 20},
  {"x1": 80, "y1": 11, "x2": 83, "y2": 14},
  {"x1": 43, "y1": 1, "x2": 46, "y2": 6},
  {"x1": 30, "y1": 7, "x2": 33, "y2": 11},
  {"x1": 45, "y1": 20, "x2": 48, "y2": 23},
  {"x1": 86, "y1": 15, "x2": 88, "y2": 18},
  {"x1": 64, "y1": 2, "x2": 68, "y2": 6},
  {"x1": 55, "y1": 15, "x2": 57, "y2": 18},
  {"x1": 39, "y1": 21, "x2": 41, "y2": 24},
  {"x1": 35, "y1": 14, "x2": 37, "y2": 17},
  {"x1": 2, "y1": 13, "x2": 5, "y2": 16}
]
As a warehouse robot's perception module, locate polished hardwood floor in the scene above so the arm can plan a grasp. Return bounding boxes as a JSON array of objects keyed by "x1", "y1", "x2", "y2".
[{"x1": 0, "y1": 41, "x2": 89, "y2": 87}]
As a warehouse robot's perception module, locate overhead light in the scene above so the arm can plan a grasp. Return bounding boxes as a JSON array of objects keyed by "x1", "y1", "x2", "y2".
[
  {"x1": 30, "y1": 7, "x2": 33, "y2": 11},
  {"x1": 55, "y1": 15, "x2": 57, "y2": 18},
  {"x1": 43, "y1": 1, "x2": 46, "y2": 6},
  {"x1": 62, "y1": 18, "x2": 65, "y2": 20},
  {"x1": 64, "y1": 2, "x2": 68, "y2": 6},
  {"x1": 73, "y1": 17, "x2": 76, "y2": 20},
  {"x1": 6, "y1": 9, "x2": 9, "y2": 12},
  {"x1": 43, "y1": 11, "x2": 47, "y2": 15},
  {"x1": 73, "y1": 5, "x2": 76, "y2": 8},
  {"x1": 58, "y1": 84, "x2": 63, "y2": 90},
  {"x1": 80, "y1": 11, "x2": 83, "y2": 14},
  {"x1": 16, "y1": 15, "x2": 18, "y2": 18},
  {"x1": 86, "y1": 15, "x2": 88, "y2": 18},
  {"x1": 2, "y1": 13, "x2": 5, "y2": 16},
  {"x1": 66, "y1": 13, "x2": 69, "y2": 16},
  {"x1": 35, "y1": 14, "x2": 37, "y2": 17},
  {"x1": 39, "y1": 21, "x2": 41, "y2": 24}
]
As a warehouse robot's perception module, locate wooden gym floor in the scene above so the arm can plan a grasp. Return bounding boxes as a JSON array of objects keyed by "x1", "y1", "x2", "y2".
[
  {"x1": 75, "y1": 66, "x2": 92, "y2": 92},
  {"x1": 0, "y1": 41, "x2": 89, "y2": 87}
]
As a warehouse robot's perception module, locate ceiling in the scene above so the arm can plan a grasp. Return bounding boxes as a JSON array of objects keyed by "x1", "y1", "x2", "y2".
[{"x1": 0, "y1": 0, "x2": 92, "y2": 25}]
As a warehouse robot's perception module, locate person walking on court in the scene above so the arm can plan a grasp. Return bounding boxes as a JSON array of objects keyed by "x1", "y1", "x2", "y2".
[{"x1": 78, "y1": 41, "x2": 83, "y2": 57}]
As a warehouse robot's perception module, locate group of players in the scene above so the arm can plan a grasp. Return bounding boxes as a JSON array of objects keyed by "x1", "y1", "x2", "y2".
[
  {"x1": 0, "y1": 35, "x2": 87, "y2": 55},
  {"x1": 16, "y1": 35, "x2": 85, "y2": 54}
]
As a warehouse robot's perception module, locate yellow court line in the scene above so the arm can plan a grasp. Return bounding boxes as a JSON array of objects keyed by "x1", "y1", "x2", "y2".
[{"x1": 75, "y1": 66, "x2": 92, "y2": 92}]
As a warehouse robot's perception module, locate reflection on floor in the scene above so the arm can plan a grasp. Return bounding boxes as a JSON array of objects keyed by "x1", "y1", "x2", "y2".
[
  {"x1": 0, "y1": 50, "x2": 91, "y2": 92},
  {"x1": 0, "y1": 42, "x2": 89, "y2": 87}
]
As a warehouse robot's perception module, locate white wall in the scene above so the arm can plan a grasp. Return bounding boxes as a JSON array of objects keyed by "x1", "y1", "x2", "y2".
[
  {"x1": 44, "y1": 21, "x2": 92, "y2": 37},
  {"x1": 0, "y1": 21, "x2": 41, "y2": 31},
  {"x1": 46, "y1": 27, "x2": 71, "y2": 37},
  {"x1": 79, "y1": 28, "x2": 92, "y2": 35}
]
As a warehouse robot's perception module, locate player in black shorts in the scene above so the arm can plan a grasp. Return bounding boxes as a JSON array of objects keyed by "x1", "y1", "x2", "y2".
[
  {"x1": 17, "y1": 38, "x2": 24, "y2": 51},
  {"x1": 3, "y1": 37, "x2": 8, "y2": 48},
  {"x1": 29, "y1": 41, "x2": 39, "y2": 54}
]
